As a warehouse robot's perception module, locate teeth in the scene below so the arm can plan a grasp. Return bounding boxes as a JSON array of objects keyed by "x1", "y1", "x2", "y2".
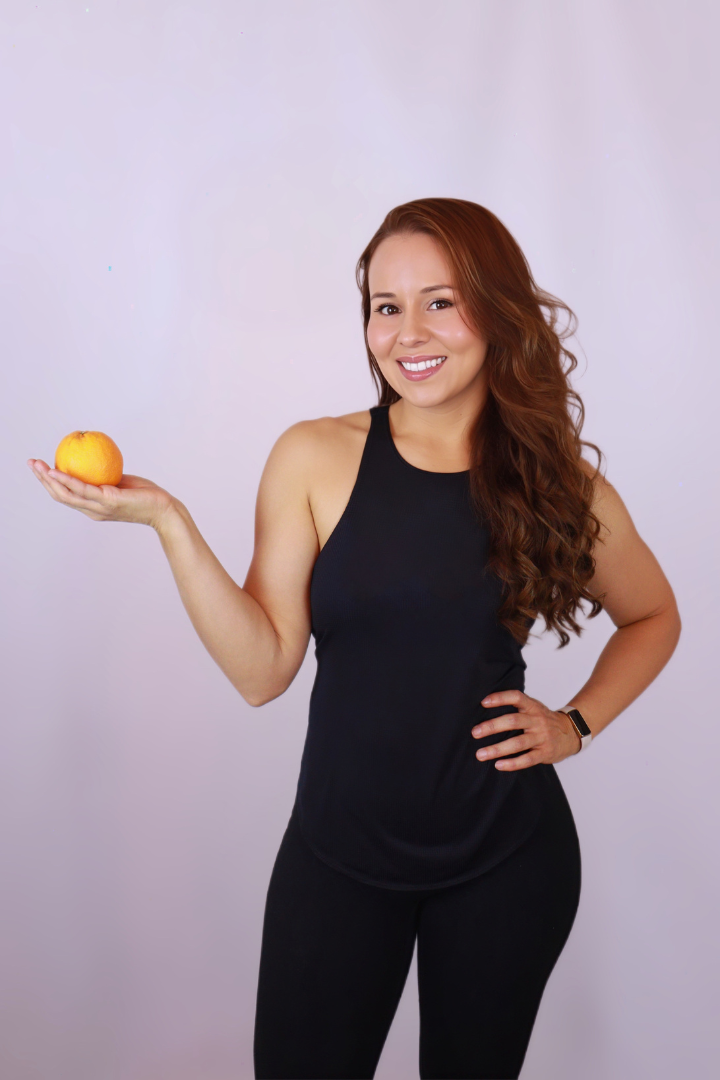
[{"x1": 401, "y1": 356, "x2": 446, "y2": 371}]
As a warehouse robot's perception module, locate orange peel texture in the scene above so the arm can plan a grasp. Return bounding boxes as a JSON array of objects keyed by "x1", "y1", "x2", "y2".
[{"x1": 54, "y1": 431, "x2": 124, "y2": 486}]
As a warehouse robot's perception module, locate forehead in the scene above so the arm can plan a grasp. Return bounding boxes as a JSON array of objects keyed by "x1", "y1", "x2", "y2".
[{"x1": 368, "y1": 232, "x2": 453, "y2": 289}]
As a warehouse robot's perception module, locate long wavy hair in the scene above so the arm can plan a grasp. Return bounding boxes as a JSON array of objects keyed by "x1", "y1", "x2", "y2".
[{"x1": 355, "y1": 197, "x2": 605, "y2": 648}]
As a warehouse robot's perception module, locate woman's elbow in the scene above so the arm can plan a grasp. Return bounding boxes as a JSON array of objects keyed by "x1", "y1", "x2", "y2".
[
  {"x1": 659, "y1": 595, "x2": 682, "y2": 655},
  {"x1": 671, "y1": 603, "x2": 682, "y2": 648}
]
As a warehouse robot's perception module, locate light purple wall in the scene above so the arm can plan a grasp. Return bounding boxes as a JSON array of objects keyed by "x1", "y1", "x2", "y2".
[{"x1": 2, "y1": 2, "x2": 718, "y2": 1078}]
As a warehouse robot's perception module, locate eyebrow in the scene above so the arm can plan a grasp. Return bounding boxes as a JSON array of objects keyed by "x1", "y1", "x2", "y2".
[{"x1": 369, "y1": 284, "x2": 455, "y2": 300}]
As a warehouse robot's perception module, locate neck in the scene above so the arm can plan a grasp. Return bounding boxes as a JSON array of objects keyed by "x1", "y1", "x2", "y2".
[{"x1": 390, "y1": 376, "x2": 487, "y2": 465}]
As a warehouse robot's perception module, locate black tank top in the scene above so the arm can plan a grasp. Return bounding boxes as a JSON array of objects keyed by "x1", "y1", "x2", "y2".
[{"x1": 293, "y1": 403, "x2": 566, "y2": 890}]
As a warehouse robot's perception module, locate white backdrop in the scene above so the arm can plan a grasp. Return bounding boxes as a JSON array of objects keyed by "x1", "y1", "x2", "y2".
[{"x1": 2, "y1": 2, "x2": 718, "y2": 1078}]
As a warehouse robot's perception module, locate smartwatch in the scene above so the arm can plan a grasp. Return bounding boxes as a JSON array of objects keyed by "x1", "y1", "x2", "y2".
[{"x1": 559, "y1": 707, "x2": 593, "y2": 753}]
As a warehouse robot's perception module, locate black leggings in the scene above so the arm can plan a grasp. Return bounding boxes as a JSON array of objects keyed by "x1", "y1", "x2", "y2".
[{"x1": 254, "y1": 786, "x2": 581, "y2": 1079}]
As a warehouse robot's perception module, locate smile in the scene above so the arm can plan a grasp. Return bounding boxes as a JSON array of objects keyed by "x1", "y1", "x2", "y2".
[
  {"x1": 400, "y1": 356, "x2": 446, "y2": 371},
  {"x1": 396, "y1": 355, "x2": 447, "y2": 381}
]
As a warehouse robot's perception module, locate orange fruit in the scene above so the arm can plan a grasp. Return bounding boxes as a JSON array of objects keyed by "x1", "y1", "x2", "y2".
[{"x1": 54, "y1": 430, "x2": 124, "y2": 486}]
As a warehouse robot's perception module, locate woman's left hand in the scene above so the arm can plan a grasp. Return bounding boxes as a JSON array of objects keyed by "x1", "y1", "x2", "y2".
[{"x1": 471, "y1": 690, "x2": 581, "y2": 770}]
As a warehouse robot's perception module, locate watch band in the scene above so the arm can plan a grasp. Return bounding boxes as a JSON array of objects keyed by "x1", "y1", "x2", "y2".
[{"x1": 559, "y1": 707, "x2": 593, "y2": 752}]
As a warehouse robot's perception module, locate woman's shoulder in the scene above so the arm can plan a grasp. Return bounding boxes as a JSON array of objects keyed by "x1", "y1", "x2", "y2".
[
  {"x1": 264, "y1": 410, "x2": 373, "y2": 506},
  {"x1": 578, "y1": 456, "x2": 632, "y2": 544},
  {"x1": 280, "y1": 408, "x2": 373, "y2": 462},
  {"x1": 272, "y1": 411, "x2": 373, "y2": 549}
]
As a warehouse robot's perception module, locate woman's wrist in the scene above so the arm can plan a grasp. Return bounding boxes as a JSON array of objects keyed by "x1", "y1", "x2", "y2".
[
  {"x1": 554, "y1": 710, "x2": 582, "y2": 753},
  {"x1": 153, "y1": 497, "x2": 189, "y2": 538},
  {"x1": 557, "y1": 706, "x2": 590, "y2": 754}
]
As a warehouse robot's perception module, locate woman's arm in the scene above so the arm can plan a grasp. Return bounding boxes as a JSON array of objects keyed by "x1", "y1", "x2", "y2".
[
  {"x1": 471, "y1": 468, "x2": 681, "y2": 768},
  {"x1": 154, "y1": 421, "x2": 323, "y2": 707},
  {"x1": 31, "y1": 419, "x2": 324, "y2": 708},
  {"x1": 558, "y1": 468, "x2": 681, "y2": 738}
]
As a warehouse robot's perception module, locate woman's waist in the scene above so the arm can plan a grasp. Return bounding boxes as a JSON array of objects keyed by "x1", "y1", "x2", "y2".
[{"x1": 311, "y1": 655, "x2": 526, "y2": 701}]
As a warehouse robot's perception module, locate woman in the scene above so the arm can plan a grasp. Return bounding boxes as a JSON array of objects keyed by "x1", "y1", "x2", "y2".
[{"x1": 28, "y1": 198, "x2": 681, "y2": 1079}]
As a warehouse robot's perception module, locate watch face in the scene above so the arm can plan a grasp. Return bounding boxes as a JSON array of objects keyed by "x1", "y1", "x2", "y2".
[{"x1": 567, "y1": 709, "x2": 592, "y2": 738}]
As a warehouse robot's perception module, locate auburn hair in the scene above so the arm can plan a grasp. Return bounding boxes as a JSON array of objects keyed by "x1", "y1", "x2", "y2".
[{"x1": 355, "y1": 197, "x2": 605, "y2": 648}]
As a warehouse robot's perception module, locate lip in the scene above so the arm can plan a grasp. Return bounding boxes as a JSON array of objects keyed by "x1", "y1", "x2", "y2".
[{"x1": 395, "y1": 354, "x2": 448, "y2": 382}]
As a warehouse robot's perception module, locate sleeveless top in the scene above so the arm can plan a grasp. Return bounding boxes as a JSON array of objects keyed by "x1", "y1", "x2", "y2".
[{"x1": 292, "y1": 403, "x2": 567, "y2": 891}]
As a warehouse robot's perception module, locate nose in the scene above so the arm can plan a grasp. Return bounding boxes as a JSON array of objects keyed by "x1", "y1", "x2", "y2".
[{"x1": 398, "y1": 308, "x2": 429, "y2": 347}]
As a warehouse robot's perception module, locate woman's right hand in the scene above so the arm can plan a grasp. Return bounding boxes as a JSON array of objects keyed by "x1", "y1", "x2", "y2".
[{"x1": 27, "y1": 459, "x2": 176, "y2": 530}]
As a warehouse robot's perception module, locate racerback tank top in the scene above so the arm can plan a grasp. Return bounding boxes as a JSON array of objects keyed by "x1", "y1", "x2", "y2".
[{"x1": 292, "y1": 403, "x2": 567, "y2": 890}]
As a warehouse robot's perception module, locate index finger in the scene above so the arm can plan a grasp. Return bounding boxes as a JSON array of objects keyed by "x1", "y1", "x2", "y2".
[
  {"x1": 36, "y1": 465, "x2": 106, "y2": 507},
  {"x1": 46, "y1": 468, "x2": 103, "y2": 495},
  {"x1": 481, "y1": 689, "x2": 527, "y2": 709}
]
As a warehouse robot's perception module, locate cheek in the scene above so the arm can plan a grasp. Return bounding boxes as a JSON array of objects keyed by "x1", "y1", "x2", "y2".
[
  {"x1": 447, "y1": 325, "x2": 487, "y2": 364},
  {"x1": 441, "y1": 308, "x2": 486, "y2": 350},
  {"x1": 366, "y1": 320, "x2": 393, "y2": 355}
]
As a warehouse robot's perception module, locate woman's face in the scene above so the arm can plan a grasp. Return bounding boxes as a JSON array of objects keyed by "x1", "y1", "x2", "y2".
[{"x1": 366, "y1": 232, "x2": 489, "y2": 407}]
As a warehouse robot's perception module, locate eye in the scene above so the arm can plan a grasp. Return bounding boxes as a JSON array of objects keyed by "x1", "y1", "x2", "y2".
[{"x1": 373, "y1": 299, "x2": 453, "y2": 315}]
